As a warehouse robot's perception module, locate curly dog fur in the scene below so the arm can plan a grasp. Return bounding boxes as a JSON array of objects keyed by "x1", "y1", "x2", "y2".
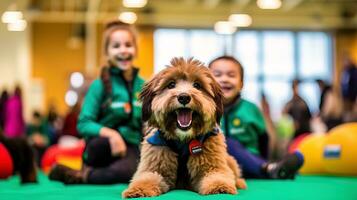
[{"x1": 123, "y1": 58, "x2": 246, "y2": 198}]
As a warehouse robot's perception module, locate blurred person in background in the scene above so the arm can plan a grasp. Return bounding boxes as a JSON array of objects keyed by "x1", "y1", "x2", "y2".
[
  {"x1": 319, "y1": 87, "x2": 344, "y2": 130},
  {"x1": 260, "y1": 94, "x2": 278, "y2": 160},
  {"x1": 0, "y1": 89, "x2": 9, "y2": 131},
  {"x1": 275, "y1": 109, "x2": 295, "y2": 159},
  {"x1": 61, "y1": 101, "x2": 82, "y2": 138},
  {"x1": 343, "y1": 99, "x2": 357, "y2": 122},
  {"x1": 4, "y1": 85, "x2": 25, "y2": 138},
  {"x1": 0, "y1": 130, "x2": 37, "y2": 183},
  {"x1": 45, "y1": 103, "x2": 63, "y2": 144},
  {"x1": 49, "y1": 20, "x2": 145, "y2": 184},
  {"x1": 283, "y1": 80, "x2": 311, "y2": 138},
  {"x1": 26, "y1": 110, "x2": 49, "y2": 166},
  {"x1": 341, "y1": 55, "x2": 357, "y2": 112},
  {"x1": 316, "y1": 79, "x2": 332, "y2": 113}
]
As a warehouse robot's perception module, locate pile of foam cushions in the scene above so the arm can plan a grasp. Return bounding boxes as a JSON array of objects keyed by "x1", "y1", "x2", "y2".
[
  {"x1": 290, "y1": 123, "x2": 357, "y2": 176},
  {"x1": 42, "y1": 136, "x2": 84, "y2": 173}
]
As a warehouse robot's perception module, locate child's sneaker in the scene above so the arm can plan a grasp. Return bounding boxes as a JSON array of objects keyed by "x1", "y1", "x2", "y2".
[
  {"x1": 264, "y1": 152, "x2": 304, "y2": 179},
  {"x1": 49, "y1": 164, "x2": 85, "y2": 184}
]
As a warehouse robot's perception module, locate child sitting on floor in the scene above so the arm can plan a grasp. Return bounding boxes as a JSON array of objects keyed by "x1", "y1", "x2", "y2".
[{"x1": 209, "y1": 56, "x2": 304, "y2": 179}]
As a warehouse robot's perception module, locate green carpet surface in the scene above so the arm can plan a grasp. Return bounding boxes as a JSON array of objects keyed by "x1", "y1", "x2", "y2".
[{"x1": 1, "y1": 173, "x2": 356, "y2": 200}]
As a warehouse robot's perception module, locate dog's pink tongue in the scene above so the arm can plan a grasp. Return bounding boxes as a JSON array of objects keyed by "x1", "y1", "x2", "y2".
[{"x1": 177, "y1": 109, "x2": 192, "y2": 127}]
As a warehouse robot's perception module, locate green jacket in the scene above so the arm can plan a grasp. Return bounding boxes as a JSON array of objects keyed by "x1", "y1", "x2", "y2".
[
  {"x1": 77, "y1": 67, "x2": 145, "y2": 145},
  {"x1": 221, "y1": 98, "x2": 266, "y2": 155}
]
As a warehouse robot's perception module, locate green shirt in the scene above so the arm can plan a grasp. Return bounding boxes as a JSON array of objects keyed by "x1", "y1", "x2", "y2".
[
  {"x1": 221, "y1": 98, "x2": 266, "y2": 155},
  {"x1": 77, "y1": 67, "x2": 145, "y2": 145}
]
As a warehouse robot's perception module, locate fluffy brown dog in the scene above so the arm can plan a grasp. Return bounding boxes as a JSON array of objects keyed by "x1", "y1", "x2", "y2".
[{"x1": 122, "y1": 58, "x2": 246, "y2": 198}]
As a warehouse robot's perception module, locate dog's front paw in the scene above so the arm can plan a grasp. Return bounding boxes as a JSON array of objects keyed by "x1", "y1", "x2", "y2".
[
  {"x1": 122, "y1": 184, "x2": 161, "y2": 198},
  {"x1": 122, "y1": 172, "x2": 169, "y2": 198},
  {"x1": 236, "y1": 178, "x2": 247, "y2": 189},
  {"x1": 199, "y1": 174, "x2": 237, "y2": 195}
]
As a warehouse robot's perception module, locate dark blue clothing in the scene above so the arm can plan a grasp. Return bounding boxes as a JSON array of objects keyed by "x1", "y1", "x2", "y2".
[
  {"x1": 222, "y1": 96, "x2": 269, "y2": 178},
  {"x1": 341, "y1": 65, "x2": 357, "y2": 102},
  {"x1": 227, "y1": 137, "x2": 267, "y2": 178}
]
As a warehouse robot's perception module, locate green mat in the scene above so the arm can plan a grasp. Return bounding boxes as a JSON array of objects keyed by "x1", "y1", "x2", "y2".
[{"x1": 1, "y1": 173, "x2": 357, "y2": 200}]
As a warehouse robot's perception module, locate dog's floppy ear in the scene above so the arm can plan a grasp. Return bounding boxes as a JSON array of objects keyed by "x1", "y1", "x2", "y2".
[
  {"x1": 139, "y1": 77, "x2": 157, "y2": 122},
  {"x1": 210, "y1": 78, "x2": 224, "y2": 123}
]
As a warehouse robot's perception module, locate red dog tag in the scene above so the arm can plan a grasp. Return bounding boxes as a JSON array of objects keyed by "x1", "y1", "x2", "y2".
[{"x1": 189, "y1": 139, "x2": 202, "y2": 155}]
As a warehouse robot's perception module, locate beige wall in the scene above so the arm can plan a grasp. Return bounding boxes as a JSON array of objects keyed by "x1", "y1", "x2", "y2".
[
  {"x1": 32, "y1": 22, "x2": 86, "y2": 115},
  {"x1": 32, "y1": 22, "x2": 154, "y2": 115},
  {"x1": 0, "y1": 16, "x2": 31, "y2": 120},
  {"x1": 334, "y1": 30, "x2": 357, "y2": 91}
]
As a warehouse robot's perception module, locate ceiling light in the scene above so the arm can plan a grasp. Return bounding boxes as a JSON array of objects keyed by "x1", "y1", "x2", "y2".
[
  {"x1": 229, "y1": 14, "x2": 252, "y2": 27},
  {"x1": 70, "y1": 72, "x2": 84, "y2": 88},
  {"x1": 65, "y1": 90, "x2": 78, "y2": 106},
  {"x1": 7, "y1": 19, "x2": 27, "y2": 31},
  {"x1": 214, "y1": 21, "x2": 237, "y2": 35},
  {"x1": 2, "y1": 11, "x2": 23, "y2": 24},
  {"x1": 118, "y1": 12, "x2": 138, "y2": 24},
  {"x1": 257, "y1": 0, "x2": 282, "y2": 9},
  {"x1": 123, "y1": 0, "x2": 147, "y2": 8}
]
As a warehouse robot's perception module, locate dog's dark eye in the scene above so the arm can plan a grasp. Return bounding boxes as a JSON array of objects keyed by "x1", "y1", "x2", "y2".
[
  {"x1": 193, "y1": 82, "x2": 201, "y2": 90},
  {"x1": 167, "y1": 81, "x2": 176, "y2": 89}
]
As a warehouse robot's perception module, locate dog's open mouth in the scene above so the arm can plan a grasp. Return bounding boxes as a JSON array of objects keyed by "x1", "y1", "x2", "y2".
[{"x1": 175, "y1": 108, "x2": 193, "y2": 130}]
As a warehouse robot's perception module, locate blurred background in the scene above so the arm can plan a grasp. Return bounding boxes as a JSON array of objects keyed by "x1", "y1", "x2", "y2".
[{"x1": 0, "y1": 0, "x2": 356, "y2": 127}]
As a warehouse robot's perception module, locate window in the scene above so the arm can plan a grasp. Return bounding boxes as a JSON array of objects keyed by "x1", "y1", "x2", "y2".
[
  {"x1": 154, "y1": 29, "x2": 187, "y2": 71},
  {"x1": 189, "y1": 30, "x2": 224, "y2": 65},
  {"x1": 154, "y1": 29, "x2": 332, "y2": 119},
  {"x1": 298, "y1": 32, "x2": 331, "y2": 79},
  {"x1": 235, "y1": 31, "x2": 259, "y2": 78},
  {"x1": 262, "y1": 31, "x2": 295, "y2": 79},
  {"x1": 263, "y1": 79, "x2": 292, "y2": 117},
  {"x1": 154, "y1": 29, "x2": 223, "y2": 72}
]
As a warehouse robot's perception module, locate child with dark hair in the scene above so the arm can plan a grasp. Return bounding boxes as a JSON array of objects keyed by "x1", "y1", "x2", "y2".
[
  {"x1": 49, "y1": 20, "x2": 145, "y2": 184},
  {"x1": 209, "y1": 56, "x2": 304, "y2": 179}
]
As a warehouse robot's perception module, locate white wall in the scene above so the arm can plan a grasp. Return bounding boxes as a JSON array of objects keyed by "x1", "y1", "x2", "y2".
[{"x1": 0, "y1": 0, "x2": 32, "y2": 120}]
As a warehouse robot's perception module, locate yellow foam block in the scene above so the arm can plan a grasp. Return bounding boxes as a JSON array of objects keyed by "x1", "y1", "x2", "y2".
[
  {"x1": 323, "y1": 123, "x2": 357, "y2": 176},
  {"x1": 298, "y1": 133, "x2": 326, "y2": 174},
  {"x1": 57, "y1": 155, "x2": 83, "y2": 170}
]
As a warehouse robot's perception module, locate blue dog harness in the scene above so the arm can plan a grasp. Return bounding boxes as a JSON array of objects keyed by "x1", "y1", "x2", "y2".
[{"x1": 147, "y1": 128, "x2": 219, "y2": 157}]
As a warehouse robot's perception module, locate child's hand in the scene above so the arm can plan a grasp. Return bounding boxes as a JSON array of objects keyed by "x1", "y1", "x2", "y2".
[
  {"x1": 100, "y1": 127, "x2": 127, "y2": 157},
  {"x1": 109, "y1": 134, "x2": 127, "y2": 157}
]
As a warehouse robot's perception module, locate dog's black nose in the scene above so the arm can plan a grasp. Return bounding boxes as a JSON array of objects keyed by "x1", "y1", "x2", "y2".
[{"x1": 178, "y1": 93, "x2": 191, "y2": 105}]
